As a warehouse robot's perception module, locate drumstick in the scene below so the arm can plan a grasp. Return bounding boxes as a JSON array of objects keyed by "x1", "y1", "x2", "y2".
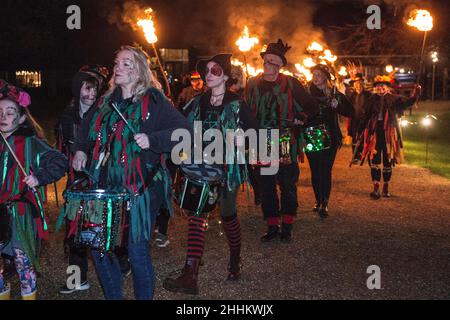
[
  {"x1": 81, "y1": 168, "x2": 98, "y2": 183},
  {"x1": 1, "y1": 131, "x2": 29, "y2": 178},
  {"x1": 111, "y1": 103, "x2": 137, "y2": 135}
]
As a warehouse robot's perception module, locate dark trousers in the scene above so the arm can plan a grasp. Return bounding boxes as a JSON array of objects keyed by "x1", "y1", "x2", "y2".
[
  {"x1": 306, "y1": 146, "x2": 338, "y2": 205},
  {"x1": 370, "y1": 121, "x2": 392, "y2": 182},
  {"x1": 248, "y1": 165, "x2": 262, "y2": 201},
  {"x1": 155, "y1": 159, "x2": 177, "y2": 236},
  {"x1": 260, "y1": 162, "x2": 300, "y2": 219}
]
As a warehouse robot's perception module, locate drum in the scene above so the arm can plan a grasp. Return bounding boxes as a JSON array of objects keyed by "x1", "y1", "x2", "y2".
[
  {"x1": 253, "y1": 128, "x2": 292, "y2": 166},
  {"x1": 303, "y1": 124, "x2": 331, "y2": 153},
  {"x1": 174, "y1": 164, "x2": 223, "y2": 215},
  {"x1": 62, "y1": 189, "x2": 130, "y2": 254}
]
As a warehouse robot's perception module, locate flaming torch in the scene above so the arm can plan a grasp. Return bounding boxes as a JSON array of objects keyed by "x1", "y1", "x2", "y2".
[
  {"x1": 235, "y1": 26, "x2": 259, "y2": 79},
  {"x1": 406, "y1": 9, "x2": 433, "y2": 85},
  {"x1": 137, "y1": 8, "x2": 171, "y2": 97},
  {"x1": 307, "y1": 41, "x2": 324, "y2": 53}
]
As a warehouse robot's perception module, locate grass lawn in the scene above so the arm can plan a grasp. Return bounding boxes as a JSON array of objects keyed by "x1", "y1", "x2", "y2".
[{"x1": 401, "y1": 101, "x2": 450, "y2": 179}]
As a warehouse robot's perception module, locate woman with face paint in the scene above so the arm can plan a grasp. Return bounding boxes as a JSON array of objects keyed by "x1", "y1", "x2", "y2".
[
  {"x1": 71, "y1": 46, "x2": 192, "y2": 300},
  {"x1": 163, "y1": 53, "x2": 258, "y2": 295},
  {"x1": 304, "y1": 64, "x2": 354, "y2": 219},
  {"x1": 55, "y1": 65, "x2": 133, "y2": 294},
  {"x1": 0, "y1": 80, "x2": 67, "y2": 300},
  {"x1": 359, "y1": 76, "x2": 421, "y2": 199}
]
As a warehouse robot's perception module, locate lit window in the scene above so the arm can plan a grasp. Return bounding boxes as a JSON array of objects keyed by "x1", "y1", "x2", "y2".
[{"x1": 15, "y1": 70, "x2": 42, "y2": 88}]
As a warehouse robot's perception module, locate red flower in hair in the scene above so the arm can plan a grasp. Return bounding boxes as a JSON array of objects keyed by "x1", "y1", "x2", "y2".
[{"x1": 7, "y1": 85, "x2": 19, "y2": 100}]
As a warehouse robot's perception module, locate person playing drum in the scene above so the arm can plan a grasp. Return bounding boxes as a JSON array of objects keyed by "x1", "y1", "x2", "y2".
[
  {"x1": 163, "y1": 53, "x2": 258, "y2": 295},
  {"x1": 245, "y1": 39, "x2": 319, "y2": 242},
  {"x1": 304, "y1": 64, "x2": 354, "y2": 219},
  {"x1": 71, "y1": 45, "x2": 192, "y2": 300},
  {"x1": 0, "y1": 81, "x2": 67, "y2": 300}
]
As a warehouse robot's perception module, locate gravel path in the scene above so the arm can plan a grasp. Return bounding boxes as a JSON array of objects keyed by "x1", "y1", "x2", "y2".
[{"x1": 3, "y1": 146, "x2": 450, "y2": 300}]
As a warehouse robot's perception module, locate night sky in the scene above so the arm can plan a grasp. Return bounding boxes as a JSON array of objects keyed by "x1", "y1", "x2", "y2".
[{"x1": 1, "y1": 0, "x2": 449, "y2": 74}]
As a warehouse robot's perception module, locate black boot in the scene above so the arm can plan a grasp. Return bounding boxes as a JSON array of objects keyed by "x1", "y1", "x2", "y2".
[
  {"x1": 382, "y1": 183, "x2": 391, "y2": 197},
  {"x1": 260, "y1": 225, "x2": 279, "y2": 242},
  {"x1": 319, "y1": 202, "x2": 329, "y2": 220},
  {"x1": 227, "y1": 249, "x2": 242, "y2": 281},
  {"x1": 279, "y1": 223, "x2": 293, "y2": 243},
  {"x1": 370, "y1": 182, "x2": 381, "y2": 200},
  {"x1": 312, "y1": 203, "x2": 320, "y2": 212}
]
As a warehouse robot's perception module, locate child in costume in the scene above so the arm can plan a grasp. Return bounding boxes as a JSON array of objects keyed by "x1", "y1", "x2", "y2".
[{"x1": 0, "y1": 80, "x2": 67, "y2": 300}]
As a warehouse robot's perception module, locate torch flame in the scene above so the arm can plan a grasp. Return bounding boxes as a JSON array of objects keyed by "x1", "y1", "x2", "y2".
[
  {"x1": 303, "y1": 57, "x2": 316, "y2": 68},
  {"x1": 338, "y1": 66, "x2": 348, "y2": 77},
  {"x1": 235, "y1": 26, "x2": 259, "y2": 52},
  {"x1": 295, "y1": 63, "x2": 313, "y2": 82},
  {"x1": 307, "y1": 41, "x2": 324, "y2": 52},
  {"x1": 407, "y1": 9, "x2": 433, "y2": 32},
  {"x1": 231, "y1": 58, "x2": 263, "y2": 77},
  {"x1": 137, "y1": 8, "x2": 158, "y2": 44},
  {"x1": 319, "y1": 49, "x2": 337, "y2": 63}
]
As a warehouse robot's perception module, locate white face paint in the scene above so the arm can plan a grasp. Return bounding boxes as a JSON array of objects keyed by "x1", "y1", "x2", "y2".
[
  {"x1": 263, "y1": 54, "x2": 283, "y2": 77},
  {"x1": 205, "y1": 61, "x2": 228, "y2": 89},
  {"x1": 79, "y1": 81, "x2": 98, "y2": 107},
  {"x1": 113, "y1": 50, "x2": 139, "y2": 88},
  {"x1": 0, "y1": 100, "x2": 26, "y2": 135},
  {"x1": 312, "y1": 70, "x2": 328, "y2": 87}
]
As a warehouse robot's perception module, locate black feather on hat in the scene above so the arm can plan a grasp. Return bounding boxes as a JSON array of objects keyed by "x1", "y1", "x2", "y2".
[
  {"x1": 260, "y1": 39, "x2": 291, "y2": 66},
  {"x1": 196, "y1": 54, "x2": 232, "y2": 82}
]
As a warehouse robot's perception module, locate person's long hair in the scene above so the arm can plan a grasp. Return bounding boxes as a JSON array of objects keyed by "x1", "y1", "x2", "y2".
[
  {"x1": 1, "y1": 98, "x2": 46, "y2": 139},
  {"x1": 309, "y1": 70, "x2": 334, "y2": 99},
  {"x1": 105, "y1": 45, "x2": 162, "y2": 102}
]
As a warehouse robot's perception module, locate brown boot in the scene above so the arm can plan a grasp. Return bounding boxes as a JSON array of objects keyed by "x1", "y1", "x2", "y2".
[
  {"x1": 227, "y1": 249, "x2": 242, "y2": 281},
  {"x1": 163, "y1": 257, "x2": 200, "y2": 295}
]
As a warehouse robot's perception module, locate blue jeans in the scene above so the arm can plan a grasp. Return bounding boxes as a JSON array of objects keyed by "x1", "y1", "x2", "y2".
[{"x1": 92, "y1": 221, "x2": 156, "y2": 300}]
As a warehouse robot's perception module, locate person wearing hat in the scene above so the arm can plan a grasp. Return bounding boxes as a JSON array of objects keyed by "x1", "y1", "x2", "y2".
[
  {"x1": 163, "y1": 53, "x2": 258, "y2": 295},
  {"x1": 55, "y1": 65, "x2": 133, "y2": 294},
  {"x1": 176, "y1": 71, "x2": 206, "y2": 112},
  {"x1": 0, "y1": 80, "x2": 67, "y2": 300},
  {"x1": 245, "y1": 39, "x2": 319, "y2": 242},
  {"x1": 346, "y1": 72, "x2": 371, "y2": 163},
  {"x1": 360, "y1": 75, "x2": 421, "y2": 199},
  {"x1": 304, "y1": 64, "x2": 354, "y2": 219}
]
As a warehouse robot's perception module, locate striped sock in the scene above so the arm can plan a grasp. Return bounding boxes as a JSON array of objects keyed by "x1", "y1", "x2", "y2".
[
  {"x1": 222, "y1": 215, "x2": 241, "y2": 253},
  {"x1": 267, "y1": 217, "x2": 280, "y2": 226},
  {"x1": 187, "y1": 216, "x2": 207, "y2": 260},
  {"x1": 282, "y1": 215, "x2": 294, "y2": 225}
]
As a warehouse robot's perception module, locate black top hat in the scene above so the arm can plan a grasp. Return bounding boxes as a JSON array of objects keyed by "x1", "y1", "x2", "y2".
[
  {"x1": 196, "y1": 53, "x2": 232, "y2": 81},
  {"x1": 311, "y1": 64, "x2": 333, "y2": 80},
  {"x1": 260, "y1": 39, "x2": 291, "y2": 66}
]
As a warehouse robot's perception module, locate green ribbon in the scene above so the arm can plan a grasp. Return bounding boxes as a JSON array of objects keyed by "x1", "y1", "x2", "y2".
[{"x1": 106, "y1": 198, "x2": 113, "y2": 251}]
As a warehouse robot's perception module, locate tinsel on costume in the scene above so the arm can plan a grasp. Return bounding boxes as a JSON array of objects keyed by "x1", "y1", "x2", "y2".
[
  {"x1": 246, "y1": 74, "x2": 307, "y2": 163},
  {"x1": 58, "y1": 88, "x2": 171, "y2": 244},
  {"x1": 0, "y1": 135, "x2": 48, "y2": 270},
  {"x1": 187, "y1": 96, "x2": 250, "y2": 193},
  {"x1": 360, "y1": 104, "x2": 403, "y2": 165}
]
